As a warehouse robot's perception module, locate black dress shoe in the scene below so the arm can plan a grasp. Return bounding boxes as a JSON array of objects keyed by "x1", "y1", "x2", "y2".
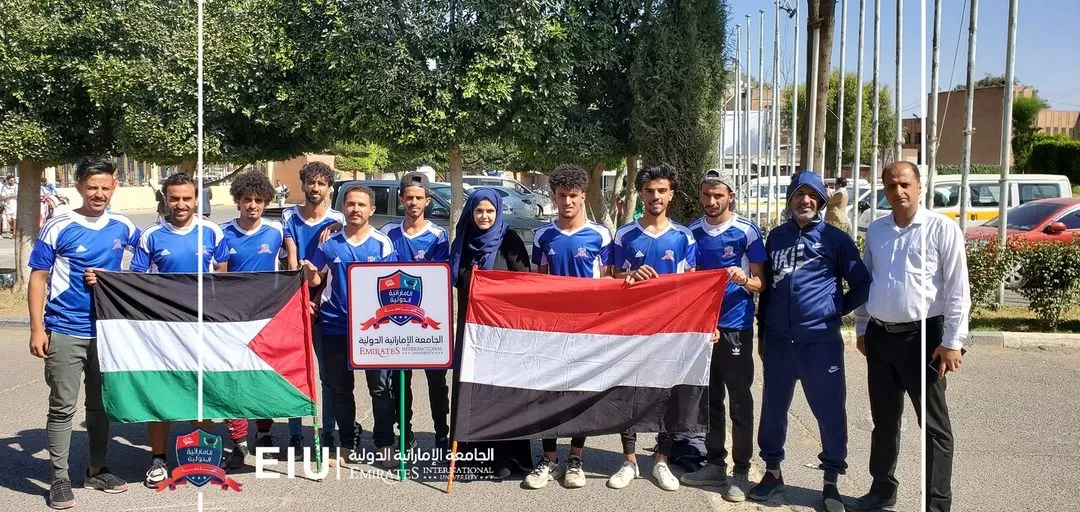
[{"x1": 854, "y1": 492, "x2": 898, "y2": 511}]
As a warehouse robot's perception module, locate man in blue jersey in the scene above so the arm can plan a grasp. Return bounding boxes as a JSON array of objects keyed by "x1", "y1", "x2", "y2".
[
  {"x1": 301, "y1": 184, "x2": 397, "y2": 467},
  {"x1": 607, "y1": 163, "x2": 705, "y2": 492},
  {"x1": 282, "y1": 162, "x2": 347, "y2": 453},
  {"x1": 679, "y1": 169, "x2": 765, "y2": 502},
  {"x1": 379, "y1": 172, "x2": 451, "y2": 466},
  {"x1": 131, "y1": 173, "x2": 231, "y2": 488},
  {"x1": 750, "y1": 170, "x2": 871, "y2": 512},
  {"x1": 217, "y1": 171, "x2": 306, "y2": 467},
  {"x1": 521, "y1": 165, "x2": 612, "y2": 490},
  {"x1": 29, "y1": 157, "x2": 138, "y2": 508}
]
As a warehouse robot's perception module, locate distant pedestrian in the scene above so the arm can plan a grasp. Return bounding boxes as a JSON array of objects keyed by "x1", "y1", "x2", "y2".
[
  {"x1": 275, "y1": 180, "x2": 289, "y2": 207},
  {"x1": 1, "y1": 175, "x2": 17, "y2": 236},
  {"x1": 825, "y1": 176, "x2": 849, "y2": 231},
  {"x1": 853, "y1": 161, "x2": 969, "y2": 512}
]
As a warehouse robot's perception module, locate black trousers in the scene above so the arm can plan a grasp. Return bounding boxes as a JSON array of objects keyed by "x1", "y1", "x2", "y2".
[
  {"x1": 392, "y1": 369, "x2": 451, "y2": 443},
  {"x1": 321, "y1": 334, "x2": 357, "y2": 448},
  {"x1": 705, "y1": 329, "x2": 755, "y2": 474},
  {"x1": 865, "y1": 316, "x2": 954, "y2": 512}
]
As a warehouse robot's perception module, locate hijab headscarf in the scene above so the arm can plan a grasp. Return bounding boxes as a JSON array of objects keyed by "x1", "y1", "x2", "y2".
[{"x1": 449, "y1": 188, "x2": 508, "y2": 287}]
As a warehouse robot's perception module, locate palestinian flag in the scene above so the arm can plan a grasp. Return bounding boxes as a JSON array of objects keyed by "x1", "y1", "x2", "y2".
[
  {"x1": 93, "y1": 271, "x2": 316, "y2": 423},
  {"x1": 453, "y1": 269, "x2": 727, "y2": 442}
]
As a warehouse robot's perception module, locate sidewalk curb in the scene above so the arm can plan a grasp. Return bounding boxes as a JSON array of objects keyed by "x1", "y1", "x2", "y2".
[
  {"x1": 0, "y1": 316, "x2": 28, "y2": 329},
  {"x1": 840, "y1": 328, "x2": 1080, "y2": 349}
]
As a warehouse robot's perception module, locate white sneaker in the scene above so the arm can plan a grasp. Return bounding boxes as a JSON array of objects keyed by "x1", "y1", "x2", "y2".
[
  {"x1": 652, "y1": 461, "x2": 679, "y2": 491},
  {"x1": 606, "y1": 461, "x2": 640, "y2": 489},
  {"x1": 523, "y1": 457, "x2": 564, "y2": 489},
  {"x1": 563, "y1": 456, "x2": 586, "y2": 489}
]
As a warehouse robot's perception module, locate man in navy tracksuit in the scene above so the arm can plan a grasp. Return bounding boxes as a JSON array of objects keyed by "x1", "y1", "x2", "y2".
[{"x1": 749, "y1": 171, "x2": 871, "y2": 512}]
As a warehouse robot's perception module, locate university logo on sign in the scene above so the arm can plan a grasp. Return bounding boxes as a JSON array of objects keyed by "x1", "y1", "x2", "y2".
[
  {"x1": 361, "y1": 270, "x2": 441, "y2": 329},
  {"x1": 155, "y1": 429, "x2": 241, "y2": 492}
]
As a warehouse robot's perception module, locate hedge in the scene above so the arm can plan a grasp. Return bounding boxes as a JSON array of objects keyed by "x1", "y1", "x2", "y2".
[{"x1": 1028, "y1": 138, "x2": 1080, "y2": 184}]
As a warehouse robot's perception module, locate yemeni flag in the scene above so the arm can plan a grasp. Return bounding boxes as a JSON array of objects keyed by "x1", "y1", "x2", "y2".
[
  {"x1": 93, "y1": 271, "x2": 316, "y2": 423},
  {"x1": 453, "y1": 269, "x2": 727, "y2": 442}
]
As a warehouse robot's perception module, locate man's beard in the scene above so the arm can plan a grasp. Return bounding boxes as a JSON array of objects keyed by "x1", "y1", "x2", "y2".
[{"x1": 305, "y1": 193, "x2": 323, "y2": 205}]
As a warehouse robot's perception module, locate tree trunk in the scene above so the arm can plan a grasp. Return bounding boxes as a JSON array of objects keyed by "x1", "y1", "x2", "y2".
[
  {"x1": 13, "y1": 161, "x2": 45, "y2": 293},
  {"x1": 621, "y1": 156, "x2": 640, "y2": 225},
  {"x1": 800, "y1": 0, "x2": 837, "y2": 172},
  {"x1": 585, "y1": 163, "x2": 612, "y2": 228},
  {"x1": 449, "y1": 146, "x2": 464, "y2": 241},
  {"x1": 179, "y1": 160, "x2": 196, "y2": 174},
  {"x1": 609, "y1": 167, "x2": 626, "y2": 229}
]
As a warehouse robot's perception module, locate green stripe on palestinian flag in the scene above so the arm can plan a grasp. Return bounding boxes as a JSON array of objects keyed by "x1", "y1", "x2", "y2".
[{"x1": 93, "y1": 271, "x2": 316, "y2": 423}]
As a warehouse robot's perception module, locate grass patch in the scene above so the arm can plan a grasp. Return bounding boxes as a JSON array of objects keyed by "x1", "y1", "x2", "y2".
[
  {"x1": 1073, "y1": 184, "x2": 1080, "y2": 197},
  {"x1": 970, "y1": 306, "x2": 1080, "y2": 333}
]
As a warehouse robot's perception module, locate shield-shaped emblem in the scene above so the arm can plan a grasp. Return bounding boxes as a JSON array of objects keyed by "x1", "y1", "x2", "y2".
[
  {"x1": 174, "y1": 429, "x2": 222, "y2": 487},
  {"x1": 378, "y1": 270, "x2": 423, "y2": 326}
]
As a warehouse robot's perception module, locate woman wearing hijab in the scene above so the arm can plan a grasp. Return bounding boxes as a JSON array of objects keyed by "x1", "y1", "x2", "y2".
[{"x1": 448, "y1": 188, "x2": 533, "y2": 481}]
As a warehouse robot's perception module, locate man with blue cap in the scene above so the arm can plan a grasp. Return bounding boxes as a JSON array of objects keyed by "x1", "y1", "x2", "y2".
[{"x1": 749, "y1": 171, "x2": 871, "y2": 512}]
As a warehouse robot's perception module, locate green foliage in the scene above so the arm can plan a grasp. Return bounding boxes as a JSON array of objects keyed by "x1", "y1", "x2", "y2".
[
  {"x1": 331, "y1": 141, "x2": 390, "y2": 177},
  {"x1": 780, "y1": 72, "x2": 897, "y2": 172},
  {"x1": 965, "y1": 238, "x2": 1020, "y2": 313},
  {"x1": 952, "y1": 74, "x2": 1016, "y2": 91},
  {"x1": 630, "y1": 0, "x2": 727, "y2": 223},
  {"x1": 934, "y1": 164, "x2": 1006, "y2": 175},
  {"x1": 1028, "y1": 137, "x2": 1080, "y2": 184},
  {"x1": 1012, "y1": 95, "x2": 1048, "y2": 171},
  {"x1": 1017, "y1": 239, "x2": 1080, "y2": 331}
]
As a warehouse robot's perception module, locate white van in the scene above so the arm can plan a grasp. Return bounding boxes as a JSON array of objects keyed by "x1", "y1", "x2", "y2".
[
  {"x1": 744, "y1": 176, "x2": 870, "y2": 223},
  {"x1": 857, "y1": 173, "x2": 1073, "y2": 230}
]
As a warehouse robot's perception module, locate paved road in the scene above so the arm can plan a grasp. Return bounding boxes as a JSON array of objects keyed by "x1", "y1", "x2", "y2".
[{"x1": 0, "y1": 322, "x2": 922, "y2": 512}]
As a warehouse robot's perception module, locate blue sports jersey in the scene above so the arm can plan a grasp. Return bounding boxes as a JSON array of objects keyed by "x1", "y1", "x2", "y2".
[
  {"x1": 282, "y1": 206, "x2": 346, "y2": 262},
  {"x1": 131, "y1": 219, "x2": 230, "y2": 273},
  {"x1": 221, "y1": 219, "x2": 286, "y2": 272},
  {"x1": 311, "y1": 229, "x2": 398, "y2": 335},
  {"x1": 380, "y1": 220, "x2": 450, "y2": 263},
  {"x1": 28, "y1": 212, "x2": 140, "y2": 337},
  {"x1": 690, "y1": 215, "x2": 767, "y2": 330},
  {"x1": 612, "y1": 221, "x2": 696, "y2": 275},
  {"x1": 531, "y1": 221, "x2": 612, "y2": 278}
]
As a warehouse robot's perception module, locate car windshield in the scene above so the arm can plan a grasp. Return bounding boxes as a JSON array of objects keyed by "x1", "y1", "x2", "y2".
[
  {"x1": 984, "y1": 203, "x2": 1059, "y2": 230},
  {"x1": 431, "y1": 185, "x2": 452, "y2": 202},
  {"x1": 494, "y1": 188, "x2": 512, "y2": 198}
]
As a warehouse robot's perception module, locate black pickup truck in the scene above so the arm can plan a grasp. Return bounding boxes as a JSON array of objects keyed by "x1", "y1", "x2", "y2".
[{"x1": 262, "y1": 180, "x2": 545, "y2": 256}]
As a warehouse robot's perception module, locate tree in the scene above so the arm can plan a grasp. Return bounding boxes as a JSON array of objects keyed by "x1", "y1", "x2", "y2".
[
  {"x1": 800, "y1": 0, "x2": 838, "y2": 172},
  {"x1": 630, "y1": 0, "x2": 727, "y2": 224},
  {"x1": 520, "y1": 0, "x2": 644, "y2": 228},
  {"x1": 780, "y1": 72, "x2": 897, "y2": 174},
  {"x1": 331, "y1": 0, "x2": 579, "y2": 238},
  {"x1": 1012, "y1": 95, "x2": 1048, "y2": 171},
  {"x1": 1, "y1": 0, "x2": 124, "y2": 291},
  {"x1": 952, "y1": 73, "x2": 1017, "y2": 91}
]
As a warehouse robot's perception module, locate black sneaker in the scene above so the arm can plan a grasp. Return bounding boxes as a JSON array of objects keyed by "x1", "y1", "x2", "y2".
[
  {"x1": 48, "y1": 479, "x2": 75, "y2": 510},
  {"x1": 144, "y1": 457, "x2": 169, "y2": 489},
  {"x1": 823, "y1": 483, "x2": 845, "y2": 512},
  {"x1": 222, "y1": 442, "x2": 249, "y2": 470},
  {"x1": 288, "y1": 434, "x2": 305, "y2": 461},
  {"x1": 255, "y1": 433, "x2": 276, "y2": 449},
  {"x1": 85, "y1": 467, "x2": 128, "y2": 493},
  {"x1": 748, "y1": 472, "x2": 785, "y2": 501}
]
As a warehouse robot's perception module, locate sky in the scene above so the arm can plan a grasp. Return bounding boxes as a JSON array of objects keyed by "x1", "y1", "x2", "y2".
[{"x1": 725, "y1": 0, "x2": 1080, "y2": 115}]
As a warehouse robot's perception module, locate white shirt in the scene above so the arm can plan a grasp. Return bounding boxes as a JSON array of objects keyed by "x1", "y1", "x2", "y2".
[
  {"x1": 854, "y1": 206, "x2": 971, "y2": 349},
  {"x1": 0, "y1": 184, "x2": 16, "y2": 213}
]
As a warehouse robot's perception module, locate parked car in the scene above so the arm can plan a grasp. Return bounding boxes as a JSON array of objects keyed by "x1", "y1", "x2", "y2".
[
  {"x1": 488, "y1": 186, "x2": 540, "y2": 218},
  {"x1": 329, "y1": 180, "x2": 545, "y2": 256},
  {"x1": 858, "y1": 173, "x2": 1073, "y2": 232},
  {"x1": 463, "y1": 175, "x2": 553, "y2": 216},
  {"x1": 965, "y1": 197, "x2": 1080, "y2": 288}
]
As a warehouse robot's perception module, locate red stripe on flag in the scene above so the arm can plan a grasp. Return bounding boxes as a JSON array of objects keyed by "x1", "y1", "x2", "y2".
[
  {"x1": 465, "y1": 269, "x2": 727, "y2": 336},
  {"x1": 246, "y1": 286, "x2": 317, "y2": 402}
]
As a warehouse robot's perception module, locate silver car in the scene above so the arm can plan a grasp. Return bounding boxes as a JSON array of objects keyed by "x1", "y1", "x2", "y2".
[{"x1": 489, "y1": 186, "x2": 540, "y2": 218}]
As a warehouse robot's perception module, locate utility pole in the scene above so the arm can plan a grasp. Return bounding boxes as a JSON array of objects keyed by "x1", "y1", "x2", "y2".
[
  {"x1": 920, "y1": 0, "x2": 927, "y2": 167},
  {"x1": 895, "y1": 0, "x2": 904, "y2": 162},
  {"x1": 836, "y1": 0, "x2": 848, "y2": 182},
  {"x1": 927, "y1": 0, "x2": 942, "y2": 207},
  {"x1": 851, "y1": 0, "x2": 866, "y2": 239},
  {"x1": 959, "y1": 0, "x2": 979, "y2": 232},
  {"x1": 757, "y1": 9, "x2": 766, "y2": 223},
  {"x1": 771, "y1": 0, "x2": 782, "y2": 224},
  {"x1": 997, "y1": 0, "x2": 1018, "y2": 304},
  {"x1": 870, "y1": 0, "x2": 881, "y2": 223},
  {"x1": 735, "y1": 24, "x2": 743, "y2": 213},
  {"x1": 745, "y1": 14, "x2": 753, "y2": 217},
  {"x1": 789, "y1": 2, "x2": 800, "y2": 175},
  {"x1": 807, "y1": 24, "x2": 820, "y2": 176}
]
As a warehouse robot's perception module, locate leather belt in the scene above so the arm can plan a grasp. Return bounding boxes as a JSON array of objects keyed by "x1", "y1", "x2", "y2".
[{"x1": 870, "y1": 317, "x2": 922, "y2": 334}]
